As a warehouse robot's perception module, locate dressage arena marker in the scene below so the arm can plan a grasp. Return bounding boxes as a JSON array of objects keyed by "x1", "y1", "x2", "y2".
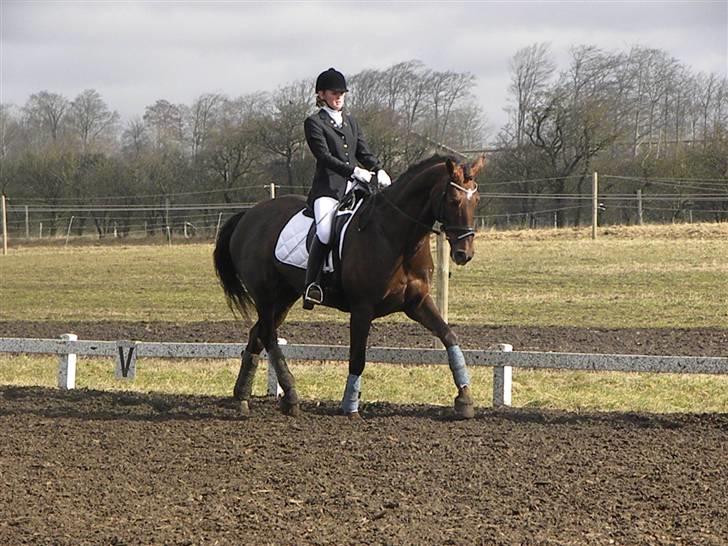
[
  {"x1": 1, "y1": 335, "x2": 727, "y2": 407},
  {"x1": 116, "y1": 340, "x2": 138, "y2": 381}
]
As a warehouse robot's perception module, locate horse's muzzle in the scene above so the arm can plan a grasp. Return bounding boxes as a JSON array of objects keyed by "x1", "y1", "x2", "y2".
[{"x1": 452, "y1": 249, "x2": 472, "y2": 265}]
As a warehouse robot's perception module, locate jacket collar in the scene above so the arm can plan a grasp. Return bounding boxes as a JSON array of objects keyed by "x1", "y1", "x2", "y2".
[{"x1": 318, "y1": 108, "x2": 348, "y2": 135}]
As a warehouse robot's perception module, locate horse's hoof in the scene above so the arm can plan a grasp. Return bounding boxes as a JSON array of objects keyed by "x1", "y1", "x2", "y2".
[
  {"x1": 346, "y1": 411, "x2": 363, "y2": 421},
  {"x1": 454, "y1": 387, "x2": 475, "y2": 420},
  {"x1": 279, "y1": 395, "x2": 300, "y2": 417},
  {"x1": 238, "y1": 399, "x2": 251, "y2": 417}
]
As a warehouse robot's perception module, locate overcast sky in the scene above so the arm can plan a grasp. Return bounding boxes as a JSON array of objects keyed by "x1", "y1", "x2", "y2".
[{"x1": 1, "y1": 0, "x2": 726, "y2": 138}]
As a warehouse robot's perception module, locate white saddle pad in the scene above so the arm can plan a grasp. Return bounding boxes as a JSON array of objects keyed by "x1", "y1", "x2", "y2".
[
  {"x1": 275, "y1": 210, "x2": 312, "y2": 269},
  {"x1": 274, "y1": 202, "x2": 363, "y2": 270}
]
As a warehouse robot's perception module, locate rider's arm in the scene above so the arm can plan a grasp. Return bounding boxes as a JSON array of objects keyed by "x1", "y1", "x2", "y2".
[{"x1": 304, "y1": 116, "x2": 355, "y2": 178}]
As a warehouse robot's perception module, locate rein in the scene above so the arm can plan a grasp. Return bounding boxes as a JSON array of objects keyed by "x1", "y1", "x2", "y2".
[
  {"x1": 368, "y1": 179, "x2": 478, "y2": 242},
  {"x1": 372, "y1": 190, "x2": 442, "y2": 235}
]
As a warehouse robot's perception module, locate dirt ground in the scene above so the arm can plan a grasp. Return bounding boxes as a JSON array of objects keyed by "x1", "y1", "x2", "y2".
[
  {"x1": 1, "y1": 321, "x2": 727, "y2": 544},
  {"x1": 0, "y1": 385, "x2": 726, "y2": 545}
]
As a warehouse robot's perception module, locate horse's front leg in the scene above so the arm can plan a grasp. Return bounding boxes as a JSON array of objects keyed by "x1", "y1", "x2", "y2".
[
  {"x1": 343, "y1": 305, "x2": 374, "y2": 418},
  {"x1": 405, "y1": 294, "x2": 474, "y2": 419}
]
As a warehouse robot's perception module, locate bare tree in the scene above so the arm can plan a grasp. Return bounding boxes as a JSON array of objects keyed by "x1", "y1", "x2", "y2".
[
  {"x1": 143, "y1": 99, "x2": 184, "y2": 150},
  {"x1": 523, "y1": 47, "x2": 625, "y2": 226},
  {"x1": 203, "y1": 95, "x2": 261, "y2": 202},
  {"x1": 188, "y1": 93, "x2": 224, "y2": 160},
  {"x1": 121, "y1": 117, "x2": 149, "y2": 157},
  {"x1": 507, "y1": 43, "x2": 555, "y2": 148},
  {"x1": 23, "y1": 90, "x2": 69, "y2": 143},
  {"x1": 256, "y1": 81, "x2": 313, "y2": 191},
  {"x1": 427, "y1": 70, "x2": 476, "y2": 142},
  {"x1": 68, "y1": 89, "x2": 120, "y2": 153}
]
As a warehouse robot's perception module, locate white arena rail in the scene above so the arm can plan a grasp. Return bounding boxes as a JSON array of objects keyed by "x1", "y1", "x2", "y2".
[{"x1": 1, "y1": 335, "x2": 727, "y2": 407}]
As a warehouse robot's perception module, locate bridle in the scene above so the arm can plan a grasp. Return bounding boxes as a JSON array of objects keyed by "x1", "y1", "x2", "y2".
[
  {"x1": 372, "y1": 174, "x2": 478, "y2": 242},
  {"x1": 435, "y1": 179, "x2": 479, "y2": 242}
]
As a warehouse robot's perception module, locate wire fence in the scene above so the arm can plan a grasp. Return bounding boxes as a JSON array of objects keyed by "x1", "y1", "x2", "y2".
[{"x1": 2, "y1": 173, "x2": 726, "y2": 243}]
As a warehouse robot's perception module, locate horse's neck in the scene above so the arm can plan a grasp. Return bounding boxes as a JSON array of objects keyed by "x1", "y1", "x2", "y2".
[{"x1": 378, "y1": 165, "x2": 443, "y2": 247}]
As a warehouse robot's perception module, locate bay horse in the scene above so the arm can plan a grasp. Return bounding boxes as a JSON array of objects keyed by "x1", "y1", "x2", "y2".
[{"x1": 213, "y1": 154, "x2": 485, "y2": 418}]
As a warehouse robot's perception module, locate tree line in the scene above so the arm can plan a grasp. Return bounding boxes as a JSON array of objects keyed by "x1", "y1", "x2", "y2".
[{"x1": 1, "y1": 46, "x2": 726, "y2": 237}]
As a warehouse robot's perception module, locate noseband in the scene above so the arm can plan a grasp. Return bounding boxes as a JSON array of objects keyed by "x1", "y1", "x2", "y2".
[{"x1": 436, "y1": 180, "x2": 478, "y2": 242}]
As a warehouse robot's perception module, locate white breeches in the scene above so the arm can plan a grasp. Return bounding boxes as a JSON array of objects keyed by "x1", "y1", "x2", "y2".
[{"x1": 313, "y1": 196, "x2": 338, "y2": 244}]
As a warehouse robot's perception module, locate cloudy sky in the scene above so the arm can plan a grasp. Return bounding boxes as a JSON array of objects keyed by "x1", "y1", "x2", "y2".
[{"x1": 1, "y1": 0, "x2": 726, "y2": 136}]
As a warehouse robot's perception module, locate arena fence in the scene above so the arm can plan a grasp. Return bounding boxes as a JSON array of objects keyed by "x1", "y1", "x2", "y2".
[{"x1": 1, "y1": 335, "x2": 727, "y2": 407}]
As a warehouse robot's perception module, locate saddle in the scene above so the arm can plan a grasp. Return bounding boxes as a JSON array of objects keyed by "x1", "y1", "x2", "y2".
[{"x1": 274, "y1": 181, "x2": 372, "y2": 282}]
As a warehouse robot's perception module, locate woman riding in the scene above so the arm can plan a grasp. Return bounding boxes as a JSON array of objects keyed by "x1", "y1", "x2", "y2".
[{"x1": 302, "y1": 67, "x2": 391, "y2": 309}]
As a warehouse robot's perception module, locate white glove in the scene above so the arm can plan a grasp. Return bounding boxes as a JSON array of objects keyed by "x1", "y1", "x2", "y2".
[
  {"x1": 352, "y1": 166, "x2": 373, "y2": 183},
  {"x1": 377, "y1": 169, "x2": 392, "y2": 187}
]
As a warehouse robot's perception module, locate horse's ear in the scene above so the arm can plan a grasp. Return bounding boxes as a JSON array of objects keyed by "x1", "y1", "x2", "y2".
[
  {"x1": 446, "y1": 158, "x2": 463, "y2": 182},
  {"x1": 470, "y1": 155, "x2": 486, "y2": 177}
]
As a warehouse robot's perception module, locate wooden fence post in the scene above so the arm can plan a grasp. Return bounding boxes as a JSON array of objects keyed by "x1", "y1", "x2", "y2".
[
  {"x1": 492, "y1": 343, "x2": 513, "y2": 407},
  {"x1": 435, "y1": 231, "x2": 449, "y2": 321},
  {"x1": 1, "y1": 194, "x2": 7, "y2": 256},
  {"x1": 637, "y1": 189, "x2": 643, "y2": 226},
  {"x1": 215, "y1": 212, "x2": 223, "y2": 241},
  {"x1": 591, "y1": 172, "x2": 598, "y2": 240},
  {"x1": 65, "y1": 216, "x2": 75, "y2": 246},
  {"x1": 435, "y1": 230, "x2": 449, "y2": 347},
  {"x1": 58, "y1": 333, "x2": 77, "y2": 390}
]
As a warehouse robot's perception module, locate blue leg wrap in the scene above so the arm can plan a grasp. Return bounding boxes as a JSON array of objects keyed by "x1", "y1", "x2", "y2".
[
  {"x1": 447, "y1": 345, "x2": 470, "y2": 388},
  {"x1": 341, "y1": 373, "x2": 362, "y2": 414}
]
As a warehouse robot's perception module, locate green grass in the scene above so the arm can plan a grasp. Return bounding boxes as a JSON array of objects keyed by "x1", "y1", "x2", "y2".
[
  {"x1": 1, "y1": 223, "x2": 727, "y2": 413},
  {"x1": 2, "y1": 224, "x2": 726, "y2": 327},
  {"x1": 1, "y1": 356, "x2": 726, "y2": 413}
]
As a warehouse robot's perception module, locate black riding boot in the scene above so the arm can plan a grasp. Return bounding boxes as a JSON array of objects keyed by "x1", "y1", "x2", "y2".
[{"x1": 303, "y1": 235, "x2": 328, "y2": 310}]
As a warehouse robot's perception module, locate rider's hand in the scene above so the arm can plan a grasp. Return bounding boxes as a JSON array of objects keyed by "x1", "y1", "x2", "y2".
[
  {"x1": 377, "y1": 169, "x2": 392, "y2": 187},
  {"x1": 352, "y1": 166, "x2": 373, "y2": 183}
]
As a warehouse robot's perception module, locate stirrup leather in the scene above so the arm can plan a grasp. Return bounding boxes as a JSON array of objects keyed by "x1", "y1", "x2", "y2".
[{"x1": 304, "y1": 282, "x2": 324, "y2": 305}]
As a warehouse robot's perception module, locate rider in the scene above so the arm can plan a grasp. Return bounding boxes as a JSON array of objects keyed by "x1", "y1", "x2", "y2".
[{"x1": 302, "y1": 67, "x2": 391, "y2": 309}]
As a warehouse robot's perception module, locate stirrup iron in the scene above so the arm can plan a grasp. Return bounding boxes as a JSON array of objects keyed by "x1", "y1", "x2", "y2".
[{"x1": 304, "y1": 282, "x2": 324, "y2": 306}]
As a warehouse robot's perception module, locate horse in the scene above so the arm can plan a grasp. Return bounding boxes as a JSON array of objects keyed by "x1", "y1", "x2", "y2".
[{"x1": 213, "y1": 154, "x2": 485, "y2": 419}]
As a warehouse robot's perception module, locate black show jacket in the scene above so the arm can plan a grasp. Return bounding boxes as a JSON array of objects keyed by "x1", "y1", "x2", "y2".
[{"x1": 304, "y1": 109, "x2": 381, "y2": 207}]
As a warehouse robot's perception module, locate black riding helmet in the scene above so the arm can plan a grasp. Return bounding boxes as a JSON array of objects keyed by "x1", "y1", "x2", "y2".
[{"x1": 315, "y1": 68, "x2": 348, "y2": 92}]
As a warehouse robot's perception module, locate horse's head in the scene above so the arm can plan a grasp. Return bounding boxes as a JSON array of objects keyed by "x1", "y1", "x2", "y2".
[{"x1": 437, "y1": 156, "x2": 485, "y2": 265}]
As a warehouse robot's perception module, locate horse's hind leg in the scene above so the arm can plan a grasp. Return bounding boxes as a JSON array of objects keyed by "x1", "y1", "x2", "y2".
[
  {"x1": 233, "y1": 322, "x2": 264, "y2": 415},
  {"x1": 258, "y1": 297, "x2": 300, "y2": 417}
]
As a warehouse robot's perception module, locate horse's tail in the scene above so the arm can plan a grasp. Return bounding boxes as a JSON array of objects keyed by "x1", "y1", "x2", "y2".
[{"x1": 213, "y1": 211, "x2": 254, "y2": 321}]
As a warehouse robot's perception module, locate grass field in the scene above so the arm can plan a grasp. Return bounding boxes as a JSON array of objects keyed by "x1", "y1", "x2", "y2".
[
  {"x1": 2, "y1": 223, "x2": 727, "y2": 328},
  {"x1": 2, "y1": 223, "x2": 727, "y2": 413}
]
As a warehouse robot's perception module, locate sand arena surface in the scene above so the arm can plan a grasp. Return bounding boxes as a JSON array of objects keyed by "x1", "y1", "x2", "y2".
[
  {"x1": 1, "y1": 386, "x2": 727, "y2": 545},
  {"x1": 1, "y1": 320, "x2": 726, "y2": 544}
]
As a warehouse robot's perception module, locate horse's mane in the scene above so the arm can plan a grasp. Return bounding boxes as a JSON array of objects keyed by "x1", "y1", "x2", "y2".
[
  {"x1": 392, "y1": 154, "x2": 455, "y2": 187},
  {"x1": 357, "y1": 154, "x2": 455, "y2": 230}
]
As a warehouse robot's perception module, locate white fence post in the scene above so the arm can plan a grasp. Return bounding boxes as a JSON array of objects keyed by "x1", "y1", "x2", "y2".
[
  {"x1": 492, "y1": 343, "x2": 513, "y2": 407},
  {"x1": 266, "y1": 338, "x2": 286, "y2": 397},
  {"x1": 58, "y1": 333, "x2": 77, "y2": 390}
]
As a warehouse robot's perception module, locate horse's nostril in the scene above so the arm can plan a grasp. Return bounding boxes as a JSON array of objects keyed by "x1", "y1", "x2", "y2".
[{"x1": 454, "y1": 250, "x2": 469, "y2": 263}]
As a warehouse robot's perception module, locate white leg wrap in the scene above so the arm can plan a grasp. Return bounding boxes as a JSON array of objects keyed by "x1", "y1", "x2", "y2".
[
  {"x1": 341, "y1": 373, "x2": 361, "y2": 414},
  {"x1": 447, "y1": 345, "x2": 470, "y2": 388}
]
